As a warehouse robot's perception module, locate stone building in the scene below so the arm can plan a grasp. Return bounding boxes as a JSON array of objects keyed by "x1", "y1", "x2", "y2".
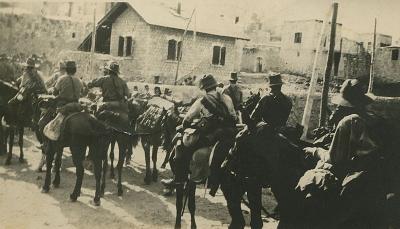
[
  {"x1": 279, "y1": 19, "x2": 343, "y2": 77},
  {"x1": 374, "y1": 46, "x2": 400, "y2": 84},
  {"x1": 78, "y1": 1, "x2": 248, "y2": 83},
  {"x1": 359, "y1": 33, "x2": 392, "y2": 53}
]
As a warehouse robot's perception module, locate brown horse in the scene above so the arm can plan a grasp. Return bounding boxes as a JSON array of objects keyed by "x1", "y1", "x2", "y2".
[
  {"x1": 0, "y1": 80, "x2": 34, "y2": 165},
  {"x1": 40, "y1": 100, "x2": 110, "y2": 206}
]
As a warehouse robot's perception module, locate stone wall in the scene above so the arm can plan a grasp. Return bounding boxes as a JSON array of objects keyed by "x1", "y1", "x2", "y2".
[
  {"x1": 0, "y1": 12, "x2": 91, "y2": 63},
  {"x1": 241, "y1": 45, "x2": 282, "y2": 73},
  {"x1": 374, "y1": 47, "x2": 400, "y2": 84}
]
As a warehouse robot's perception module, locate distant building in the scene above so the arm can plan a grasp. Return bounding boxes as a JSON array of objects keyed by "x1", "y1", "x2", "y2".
[
  {"x1": 359, "y1": 33, "x2": 392, "y2": 53},
  {"x1": 374, "y1": 46, "x2": 400, "y2": 84},
  {"x1": 77, "y1": 1, "x2": 248, "y2": 83}
]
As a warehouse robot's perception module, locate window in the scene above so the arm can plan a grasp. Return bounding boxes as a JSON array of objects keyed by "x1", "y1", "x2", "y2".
[
  {"x1": 118, "y1": 36, "x2": 124, "y2": 57},
  {"x1": 167, "y1": 39, "x2": 182, "y2": 61},
  {"x1": 294, "y1": 32, "x2": 302, "y2": 43},
  {"x1": 392, "y1": 49, "x2": 399, "y2": 60},
  {"x1": 126, "y1": 36, "x2": 133, "y2": 56},
  {"x1": 212, "y1": 46, "x2": 226, "y2": 66},
  {"x1": 72, "y1": 32, "x2": 76, "y2": 38}
]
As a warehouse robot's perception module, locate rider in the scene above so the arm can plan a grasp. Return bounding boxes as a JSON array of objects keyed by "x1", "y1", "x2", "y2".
[
  {"x1": 223, "y1": 72, "x2": 243, "y2": 113},
  {"x1": 46, "y1": 60, "x2": 66, "y2": 90},
  {"x1": 171, "y1": 74, "x2": 237, "y2": 194},
  {"x1": 53, "y1": 61, "x2": 84, "y2": 108},
  {"x1": 87, "y1": 61, "x2": 131, "y2": 105},
  {"x1": 250, "y1": 72, "x2": 292, "y2": 131}
]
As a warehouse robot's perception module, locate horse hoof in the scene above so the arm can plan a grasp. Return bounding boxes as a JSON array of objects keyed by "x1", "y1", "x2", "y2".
[
  {"x1": 144, "y1": 176, "x2": 151, "y2": 185},
  {"x1": 117, "y1": 189, "x2": 123, "y2": 196},
  {"x1": 93, "y1": 198, "x2": 101, "y2": 206},
  {"x1": 70, "y1": 194, "x2": 78, "y2": 202},
  {"x1": 41, "y1": 187, "x2": 50, "y2": 193},
  {"x1": 152, "y1": 171, "x2": 158, "y2": 182}
]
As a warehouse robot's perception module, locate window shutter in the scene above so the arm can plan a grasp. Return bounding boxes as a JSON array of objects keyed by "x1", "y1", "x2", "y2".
[
  {"x1": 392, "y1": 49, "x2": 399, "y2": 60},
  {"x1": 118, "y1": 36, "x2": 124, "y2": 57},
  {"x1": 167, "y1": 40, "x2": 177, "y2": 60},
  {"x1": 220, "y1": 47, "x2": 226, "y2": 65},
  {"x1": 176, "y1": 41, "x2": 182, "y2": 61},
  {"x1": 212, "y1": 46, "x2": 220, "y2": 65},
  {"x1": 126, "y1": 36, "x2": 132, "y2": 56}
]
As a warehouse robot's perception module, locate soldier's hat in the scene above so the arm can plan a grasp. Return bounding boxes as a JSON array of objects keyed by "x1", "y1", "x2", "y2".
[
  {"x1": 21, "y1": 57, "x2": 38, "y2": 68},
  {"x1": 105, "y1": 61, "x2": 120, "y2": 74},
  {"x1": 199, "y1": 74, "x2": 218, "y2": 90},
  {"x1": 332, "y1": 79, "x2": 373, "y2": 107},
  {"x1": 229, "y1": 72, "x2": 239, "y2": 81},
  {"x1": 267, "y1": 72, "x2": 283, "y2": 86},
  {"x1": 65, "y1": 60, "x2": 76, "y2": 70}
]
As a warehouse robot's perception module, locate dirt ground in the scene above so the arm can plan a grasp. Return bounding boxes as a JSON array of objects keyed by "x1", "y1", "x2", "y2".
[{"x1": 0, "y1": 131, "x2": 279, "y2": 229}]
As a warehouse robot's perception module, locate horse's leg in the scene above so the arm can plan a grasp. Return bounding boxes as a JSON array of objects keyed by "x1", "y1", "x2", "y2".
[
  {"x1": 161, "y1": 147, "x2": 171, "y2": 169},
  {"x1": 100, "y1": 157, "x2": 108, "y2": 197},
  {"x1": 41, "y1": 141, "x2": 55, "y2": 193},
  {"x1": 70, "y1": 143, "x2": 86, "y2": 202},
  {"x1": 247, "y1": 182, "x2": 263, "y2": 229},
  {"x1": 18, "y1": 126, "x2": 24, "y2": 163},
  {"x1": 52, "y1": 148, "x2": 63, "y2": 188},
  {"x1": 5, "y1": 126, "x2": 14, "y2": 165},
  {"x1": 0, "y1": 120, "x2": 4, "y2": 155},
  {"x1": 91, "y1": 143, "x2": 102, "y2": 206},
  {"x1": 175, "y1": 183, "x2": 184, "y2": 229},
  {"x1": 221, "y1": 179, "x2": 246, "y2": 229},
  {"x1": 116, "y1": 136, "x2": 127, "y2": 196},
  {"x1": 125, "y1": 140, "x2": 133, "y2": 165},
  {"x1": 152, "y1": 145, "x2": 159, "y2": 182},
  {"x1": 142, "y1": 138, "x2": 152, "y2": 184},
  {"x1": 188, "y1": 181, "x2": 197, "y2": 229},
  {"x1": 109, "y1": 139, "x2": 115, "y2": 179}
]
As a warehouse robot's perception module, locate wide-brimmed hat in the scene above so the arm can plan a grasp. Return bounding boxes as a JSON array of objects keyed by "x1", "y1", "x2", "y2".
[
  {"x1": 332, "y1": 79, "x2": 373, "y2": 107},
  {"x1": 230, "y1": 72, "x2": 239, "y2": 81},
  {"x1": 199, "y1": 74, "x2": 218, "y2": 90},
  {"x1": 21, "y1": 57, "x2": 38, "y2": 68},
  {"x1": 105, "y1": 61, "x2": 120, "y2": 74},
  {"x1": 267, "y1": 72, "x2": 283, "y2": 86},
  {"x1": 65, "y1": 60, "x2": 76, "y2": 70}
]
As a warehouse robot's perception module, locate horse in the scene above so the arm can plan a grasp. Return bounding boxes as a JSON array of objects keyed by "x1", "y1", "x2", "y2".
[
  {"x1": 0, "y1": 79, "x2": 37, "y2": 165},
  {"x1": 40, "y1": 98, "x2": 110, "y2": 206}
]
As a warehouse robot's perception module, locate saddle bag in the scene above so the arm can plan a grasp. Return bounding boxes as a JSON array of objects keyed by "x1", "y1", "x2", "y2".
[
  {"x1": 43, "y1": 113, "x2": 65, "y2": 141},
  {"x1": 182, "y1": 128, "x2": 199, "y2": 147}
]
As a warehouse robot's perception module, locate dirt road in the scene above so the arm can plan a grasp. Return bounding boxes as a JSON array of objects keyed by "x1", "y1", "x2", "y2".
[{"x1": 0, "y1": 131, "x2": 278, "y2": 229}]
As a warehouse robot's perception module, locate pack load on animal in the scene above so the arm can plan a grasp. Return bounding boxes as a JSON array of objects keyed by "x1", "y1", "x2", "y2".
[{"x1": 136, "y1": 97, "x2": 174, "y2": 133}]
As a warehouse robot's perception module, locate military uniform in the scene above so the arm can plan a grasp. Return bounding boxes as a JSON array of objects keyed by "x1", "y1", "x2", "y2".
[
  {"x1": 88, "y1": 75, "x2": 130, "y2": 102},
  {"x1": 53, "y1": 74, "x2": 83, "y2": 105}
]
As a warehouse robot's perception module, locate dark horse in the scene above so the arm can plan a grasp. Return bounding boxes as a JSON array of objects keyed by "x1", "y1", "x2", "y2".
[
  {"x1": 0, "y1": 80, "x2": 33, "y2": 164},
  {"x1": 40, "y1": 99, "x2": 110, "y2": 206}
]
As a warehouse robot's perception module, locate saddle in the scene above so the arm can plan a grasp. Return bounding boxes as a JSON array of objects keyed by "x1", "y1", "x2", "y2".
[{"x1": 96, "y1": 101, "x2": 130, "y2": 133}]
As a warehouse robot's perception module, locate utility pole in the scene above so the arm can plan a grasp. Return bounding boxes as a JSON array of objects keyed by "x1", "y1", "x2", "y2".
[
  {"x1": 174, "y1": 8, "x2": 196, "y2": 85},
  {"x1": 368, "y1": 18, "x2": 377, "y2": 93},
  {"x1": 90, "y1": 4, "x2": 97, "y2": 80},
  {"x1": 301, "y1": 5, "x2": 332, "y2": 140},
  {"x1": 319, "y1": 2, "x2": 339, "y2": 127}
]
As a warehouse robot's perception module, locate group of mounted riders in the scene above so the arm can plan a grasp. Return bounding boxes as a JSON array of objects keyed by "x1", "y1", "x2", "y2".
[{"x1": 1, "y1": 56, "x2": 400, "y2": 229}]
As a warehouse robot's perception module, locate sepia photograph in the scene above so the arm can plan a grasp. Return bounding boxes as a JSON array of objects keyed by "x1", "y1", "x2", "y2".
[{"x1": 0, "y1": 0, "x2": 399, "y2": 228}]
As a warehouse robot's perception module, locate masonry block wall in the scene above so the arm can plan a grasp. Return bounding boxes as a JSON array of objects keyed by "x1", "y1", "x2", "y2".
[
  {"x1": 374, "y1": 47, "x2": 400, "y2": 84},
  {"x1": 241, "y1": 46, "x2": 282, "y2": 73},
  {"x1": 0, "y1": 13, "x2": 91, "y2": 64}
]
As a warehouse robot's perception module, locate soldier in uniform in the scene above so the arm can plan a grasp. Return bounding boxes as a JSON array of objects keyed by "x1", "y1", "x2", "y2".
[
  {"x1": 87, "y1": 61, "x2": 131, "y2": 103},
  {"x1": 169, "y1": 74, "x2": 237, "y2": 195},
  {"x1": 223, "y1": 72, "x2": 243, "y2": 112},
  {"x1": 46, "y1": 60, "x2": 66, "y2": 90},
  {"x1": 53, "y1": 61, "x2": 84, "y2": 107},
  {"x1": 250, "y1": 73, "x2": 292, "y2": 130}
]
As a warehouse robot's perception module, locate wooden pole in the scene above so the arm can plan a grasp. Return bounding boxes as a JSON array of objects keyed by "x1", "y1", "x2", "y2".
[
  {"x1": 300, "y1": 6, "x2": 332, "y2": 139},
  {"x1": 319, "y1": 2, "x2": 338, "y2": 127},
  {"x1": 174, "y1": 8, "x2": 196, "y2": 85},
  {"x1": 368, "y1": 18, "x2": 377, "y2": 93},
  {"x1": 90, "y1": 4, "x2": 97, "y2": 80}
]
